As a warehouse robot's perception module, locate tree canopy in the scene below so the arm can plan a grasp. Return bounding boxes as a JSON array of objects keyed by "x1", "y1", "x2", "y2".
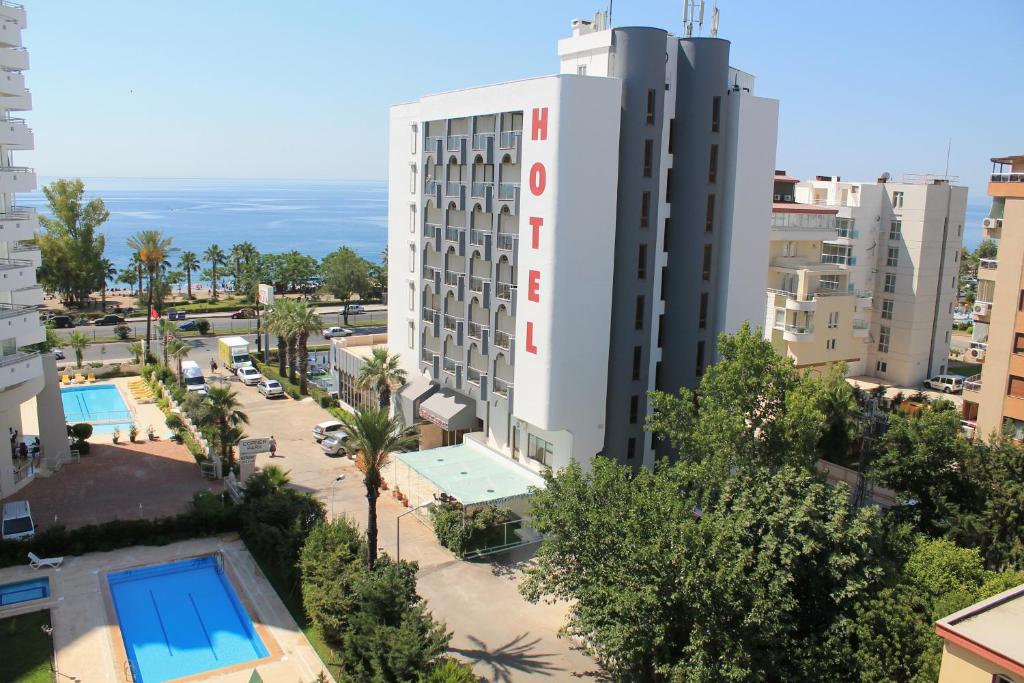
[{"x1": 36, "y1": 179, "x2": 109, "y2": 305}]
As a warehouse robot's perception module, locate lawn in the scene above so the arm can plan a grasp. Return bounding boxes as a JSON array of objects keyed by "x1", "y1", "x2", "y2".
[
  {"x1": 0, "y1": 610, "x2": 54, "y2": 682},
  {"x1": 947, "y1": 360, "x2": 982, "y2": 377}
]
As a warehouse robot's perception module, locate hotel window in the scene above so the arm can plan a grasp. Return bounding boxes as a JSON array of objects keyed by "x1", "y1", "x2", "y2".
[
  {"x1": 876, "y1": 360, "x2": 887, "y2": 374},
  {"x1": 408, "y1": 243, "x2": 415, "y2": 272},
  {"x1": 663, "y1": 218, "x2": 671, "y2": 252},
  {"x1": 643, "y1": 139, "x2": 653, "y2": 177},
  {"x1": 410, "y1": 166, "x2": 417, "y2": 194},
  {"x1": 666, "y1": 169, "x2": 673, "y2": 199},
  {"x1": 699, "y1": 293, "x2": 709, "y2": 329},
  {"x1": 878, "y1": 325, "x2": 891, "y2": 353},
  {"x1": 1014, "y1": 333, "x2": 1024, "y2": 354},
  {"x1": 410, "y1": 124, "x2": 418, "y2": 154},
  {"x1": 668, "y1": 119, "x2": 675, "y2": 153},
  {"x1": 889, "y1": 219, "x2": 902, "y2": 240},
  {"x1": 1020, "y1": 289, "x2": 1024, "y2": 312},
  {"x1": 635, "y1": 295, "x2": 645, "y2": 330},
  {"x1": 819, "y1": 275, "x2": 840, "y2": 291},
  {"x1": 640, "y1": 191, "x2": 650, "y2": 227},
  {"x1": 708, "y1": 144, "x2": 718, "y2": 183},
  {"x1": 881, "y1": 299, "x2": 894, "y2": 320},
  {"x1": 627, "y1": 437, "x2": 637, "y2": 460},
  {"x1": 892, "y1": 191, "x2": 904, "y2": 209},
  {"x1": 408, "y1": 283, "x2": 415, "y2": 310},
  {"x1": 696, "y1": 340, "x2": 706, "y2": 376},
  {"x1": 638, "y1": 244, "x2": 648, "y2": 279},
  {"x1": 646, "y1": 89, "x2": 656, "y2": 124},
  {"x1": 629, "y1": 395, "x2": 639, "y2": 424},
  {"x1": 826, "y1": 338, "x2": 836, "y2": 350},
  {"x1": 577, "y1": 64, "x2": 587, "y2": 76},
  {"x1": 632, "y1": 346, "x2": 642, "y2": 380},
  {"x1": 827, "y1": 311, "x2": 839, "y2": 329},
  {"x1": 884, "y1": 273, "x2": 896, "y2": 293},
  {"x1": 657, "y1": 313, "x2": 665, "y2": 347},
  {"x1": 711, "y1": 96, "x2": 721, "y2": 132},
  {"x1": 702, "y1": 244, "x2": 713, "y2": 281},
  {"x1": 407, "y1": 321, "x2": 414, "y2": 349},
  {"x1": 887, "y1": 247, "x2": 899, "y2": 268},
  {"x1": 527, "y1": 434, "x2": 554, "y2": 467},
  {"x1": 1009, "y1": 376, "x2": 1024, "y2": 399},
  {"x1": 705, "y1": 195, "x2": 715, "y2": 232}
]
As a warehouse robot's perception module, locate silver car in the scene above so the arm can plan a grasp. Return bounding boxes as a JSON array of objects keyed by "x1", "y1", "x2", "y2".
[
  {"x1": 257, "y1": 379, "x2": 284, "y2": 398},
  {"x1": 320, "y1": 433, "x2": 349, "y2": 456}
]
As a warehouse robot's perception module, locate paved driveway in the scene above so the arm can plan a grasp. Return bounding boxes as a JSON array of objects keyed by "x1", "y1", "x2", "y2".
[{"x1": 219, "y1": 370, "x2": 599, "y2": 682}]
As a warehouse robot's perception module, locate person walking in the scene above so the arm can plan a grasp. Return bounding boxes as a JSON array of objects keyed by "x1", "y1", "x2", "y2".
[
  {"x1": 210, "y1": 359, "x2": 218, "y2": 375},
  {"x1": 269, "y1": 436, "x2": 277, "y2": 458}
]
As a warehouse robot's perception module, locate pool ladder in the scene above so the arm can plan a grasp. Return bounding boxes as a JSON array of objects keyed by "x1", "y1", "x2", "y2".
[{"x1": 123, "y1": 659, "x2": 138, "y2": 682}]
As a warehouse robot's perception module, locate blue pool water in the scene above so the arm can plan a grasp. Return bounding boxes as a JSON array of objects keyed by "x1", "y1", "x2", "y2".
[
  {"x1": 0, "y1": 577, "x2": 49, "y2": 606},
  {"x1": 61, "y1": 385, "x2": 132, "y2": 431},
  {"x1": 108, "y1": 556, "x2": 268, "y2": 683}
]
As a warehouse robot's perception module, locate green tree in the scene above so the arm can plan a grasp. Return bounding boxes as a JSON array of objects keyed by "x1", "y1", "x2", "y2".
[
  {"x1": 292, "y1": 301, "x2": 322, "y2": 395},
  {"x1": 243, "y1": 465, "x2": 291, "y2": 500},
  {"x1": 337, "y1": 407, "x2": 418, "y2": 570},
  {"x1": 99, "y1": 258, "x2": 116, "y2": 310},
  {"x1": 127, "y1": 341, "x2": 143, "y2": 364},
  {"x1": 179, "y1": 251, "x2": 200, "y2": 299},
  {"x1": 166, "y1": 339, "x2": 190, "y2": 385},
  {"x1": 263, "y1": 299, "x2": 293, "y2": 377},
  {"x1": 357, "y1": 347, "x2": 408, "y2": 409},
  {"x1": 959, "y1": 434, "x2": 1024, "y2": 570},
  {"x1": 127, "y1": 230, "x2": 176, "y2": 361},
  {"x1": 240, "y1": 486, "x2": 325, "y2": 587},
  {"x1": 196, "y1": 386, "x2": 249, "y2": 467},
  {"x1": 157, "y1": 318, "x2": 175, "y2": 366},
  {"x1": 203, "y1": 244, "x2": 227, "y2": 301},
  {"x1": 67, "y1": 331, "x2": 89, "y2": 368},
  {"x1": 321, "y1": 246, "x2": 371, "y2": 320},
  {"x1": 36, "y1": 179, "x2": 109, "y2": 306}
]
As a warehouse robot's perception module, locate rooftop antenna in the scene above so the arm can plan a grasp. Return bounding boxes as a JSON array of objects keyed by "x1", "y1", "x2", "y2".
[
  {"x1": 608, "y1": 0, "x2": 613, "y2": 27},
  {"x1": 944, "y1": 138, "x2": 952, "y2": 178},
  {"x1": 683, "y1": 0, "x2": 705, "y2": 36},
  {"x1": 710, "y1": 2, "x2": 720, "y2": 37}
]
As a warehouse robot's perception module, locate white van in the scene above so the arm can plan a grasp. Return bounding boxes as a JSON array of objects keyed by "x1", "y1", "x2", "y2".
[
  {"x1": 924, "y1": 374, "x2": 965, "y2": 394},
  {"x1": 181, "y1": 360, "x2": 208, "y2": 394},
  {"x1": 2, "y1": 500, "x2": 35, "y2": 540}
]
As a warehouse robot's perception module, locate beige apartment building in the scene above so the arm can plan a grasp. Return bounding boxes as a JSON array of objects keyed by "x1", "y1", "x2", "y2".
[
  {"x1": 962, "y1": 155, "x2": 1024, "y2": 439},
  {"x1": 765, "y1": 171, "x2": 966, "y2": 387},
  {"x1": 934, "y1": 581, "x2": 1024, "y2": 683}
]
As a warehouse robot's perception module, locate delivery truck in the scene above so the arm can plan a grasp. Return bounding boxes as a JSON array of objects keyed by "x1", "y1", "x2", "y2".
[{"x1": 218, "y1": 336, "x2": 253, "y2": 371}]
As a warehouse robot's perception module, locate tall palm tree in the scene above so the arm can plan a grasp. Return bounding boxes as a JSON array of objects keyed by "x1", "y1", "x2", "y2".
[
  {"x1": 337, "y1": 407, "x2": 418, "y2": 570},
  {"x1": 125, "y1": 252, "x2": 144, "y2": 298},
  {"x1": 68, "y1": 331, "x2": 89, "y2": 368},
  {"x1": 99, "y1": 258, "x2": 116, "y2": 311},
  {"x1": 166, "y1": 339, "x2": 191, "y2": 385},
  {"x1": 199, "y1": 386, "x2": 249, "y2": 467},
  {"x1": 357, "y1": 347, "x2": 408, "y2": 410},
  {"x1": 127, "y1": 230, "x2": 176, "y2": 361},
  {"x1": 230, "y1": 243, "x2": 259, "y2": 289},
  {"x1": 263, "y1": 301, "x2": 290, "y2": 376},
  {"x1": 179, "y1": 251, "x2": 200, "y2": 300},
  {"x1": 203, "y1": 244, "x2": 227, "y2": 301},
  {"x1": 157, "y1": 318, "x2": 175, "y2": 366},
  {"x1": 292, "y1": 302, "x2": 323, "y2": 395}
]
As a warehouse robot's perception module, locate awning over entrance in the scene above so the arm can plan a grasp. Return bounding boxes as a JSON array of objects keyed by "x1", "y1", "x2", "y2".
[
  {"x1": 418, "y1": 391, "x2": 476, "y2": 432},
  {"x1": 396, "y1": 374, "x2": 437, "y2": 426}
]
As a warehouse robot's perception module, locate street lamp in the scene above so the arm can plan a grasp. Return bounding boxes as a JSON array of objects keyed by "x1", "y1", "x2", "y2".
[
  {"x1": 330, "y1": 474, "x2": 346, "y2": 518},
  {"x1": 40, "y1": 624, "x2": 56, "y2": 676}
]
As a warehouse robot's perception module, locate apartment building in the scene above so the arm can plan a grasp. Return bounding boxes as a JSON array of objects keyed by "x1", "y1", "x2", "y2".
[
  {"x1": 934, "y1": 582, "x2": 1024, "y2": 683},
  {"x1": 387, "y1": 13, "x2": 778, "y2": 471},
  {"x1": 764, "y1": 172, "x2": 965, "y2": 386},
  {"x1": 0, "y1": 4, "x2": 65, "y2": 498},
  {"x1": 961, "y1": 155, "x2": 1024, "y2": 439}
]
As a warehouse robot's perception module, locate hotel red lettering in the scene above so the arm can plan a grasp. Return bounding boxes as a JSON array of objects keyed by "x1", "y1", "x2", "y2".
[
  {"x1": 526, "y1": 321, "x2": 538, "y2": 354},
  {"x1": 527, "y1": 270, "x2": 541, "y2": 303},
  {"x1": 531, "y1": 107, "x2": 548, "y2": 141},
  {"x1": 529, "y1": 216, "x2": 543, "y2": 249},
  {"x1": 529, "y1": 163, "x2": 546, "y2": 196}
]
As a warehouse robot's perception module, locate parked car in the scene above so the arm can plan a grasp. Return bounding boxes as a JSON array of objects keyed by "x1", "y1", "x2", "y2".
[
  {"x1": 344, "y1": 304, "x2": 365, "y2": 315},
  {"x1": 257, "y1": 378, "x2": 284, "y2": 398},
  {"x1": 312, "y1": 420, "x2": 344, "y2": 442},
  {"x1": 49, "y1": 315, "x2": 74, "y2": 329},
  {"x1": 320, "y1": 433, "x2": 349, "y2": 456},
  {"x1": 924, "y1": 374, "x2": 965, "y2": 394},
  {"x1": 165, "y1": 309, "x2": 186, "y2": 321},
  {"x1": 231, "y1": 308, "x2": 255, "y2": 319},
  {"x1": 1, "y1": 500, "x2": 34, "y2": 540},
  {"x1": 94, "y1": 314, "x2": 125, "y2": 326},
  {"x1": 323, "y1": 326, "x2": 353, "y2": 339},
  {"x1": 53, "y1": 349, "x2": 65, "y2": 360},
  {"x1": 237, "y1": 366, "x2": 262, "y2": 385},
  {"x1": 177, "y1": 320, "x2": 198, "y2": 331}
]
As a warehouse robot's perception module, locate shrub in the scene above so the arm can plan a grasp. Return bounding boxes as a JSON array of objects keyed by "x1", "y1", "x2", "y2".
[
  {"x1": 421, "y1": 659, "x2": 481, "y2": 682},
  {"x1": 165, "y1": 413, "x2": 184, "y2": 431},
  {"x1": 430, "y1": 502, "x2": 514, "y2": 556},
  {"x1": 87, "y1": 361, "x2": 103, "y2": 368},
  {"x1": 74, "y1": 440, "x2": 90, "y2": 455},
  {"x1": 70, "y1": 423, "x2": 94, "y2": 441},
  {"x1": 195, "y1": 319, "x2": 211, "y2": 335},
  {"x1": 240, "y1": 488, "x2": 325, "y2": 587},
  {"x1": 318, "y1": 395, "x2": 338, "y2": 409},
  {"x1": 114, "y1": 324, "x2": 130, "y2": 340}
]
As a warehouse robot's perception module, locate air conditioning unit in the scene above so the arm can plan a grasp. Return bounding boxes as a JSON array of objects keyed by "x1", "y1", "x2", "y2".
[
  {"x1": 969, "y1": 347, "x2": 986, "y2": 362},
  {"x1": 974, "y1": 302, "x2": 991, "y2": 316},
  {"x1": 982, "y1": 217, "x2": 1003, "y2": 230}
]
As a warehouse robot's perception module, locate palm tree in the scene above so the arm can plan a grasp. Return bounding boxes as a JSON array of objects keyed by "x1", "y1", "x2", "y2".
[
  {"x1": 127, "y1": 230, "x2": 176, "y2": 361},
  {"x1": 127, "y1": 341, "x2": 143, "y2": 364},
  {"x1": 179, "y1": 251, "x2": 200, "y2": 300},
  {"x1": 199, "y1": 386, "x2": 249, "y2": 467},
  {"x1": 125, "y1": 252, "x2": 143, "y2": 298},
  {"x1": 337, "y1": 407, "x2": 418, "y2": 570},
  {"x1": 99, "y1": 258, "x2": 117, "y2": 311},
  {"x1": 203, "y1": 244, "x2": 227, "y2": 301},
  {"x1": 167, "y1": 339, "x2": 190, "y2": 385},
  {"x1": 157, "y1": 318, "x2": 175, "y2": 366},
  {"x1": 68, "y1": 331, "x2": 89, "y2": 368},
  {"x1": 243, "y1": 465, "x2": 290, "y2": 499},
  {"x1": 357, "y1": 348, "x2": 408, "y2": 410},
  {"x1": 263, "y1": 301, "x2": 290, "y2": 376},
  {"x1": 292, "y1": 302, "x2": 322, "y2": 395}
]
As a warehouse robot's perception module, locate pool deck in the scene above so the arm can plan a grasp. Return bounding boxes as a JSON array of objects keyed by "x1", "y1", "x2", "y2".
[{"x1": 0, "y1": 535, "x2": 335, "y2": 682}]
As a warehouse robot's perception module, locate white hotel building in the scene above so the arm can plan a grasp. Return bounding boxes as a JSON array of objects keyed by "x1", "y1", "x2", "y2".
[
  {"x1": 0, "y1": 3, "x2": 66, "y2": 499},
  {"x1": 387, "y1": 14, "x2": 778, "y2": 471}
]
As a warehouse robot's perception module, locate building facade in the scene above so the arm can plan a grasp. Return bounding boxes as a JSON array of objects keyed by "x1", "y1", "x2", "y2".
[
  {"x1": 765, "y1": 172, "x2": 966, "y2": 387},
  {"x1": 387, "y1": 14, "x2": 778, "y2": 471},
  {"x1": 934, "y1": 582, "x2": 1024, "y2": 683},
  {"x1": 962, "y1": 155, "x2": 1024, "y2": 439}
]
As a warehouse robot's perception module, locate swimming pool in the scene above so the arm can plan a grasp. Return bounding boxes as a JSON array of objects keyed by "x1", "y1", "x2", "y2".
[
  {"x1": 0, "y1": 577, "x2": 48, "y2": 607},
  {"x1": 61, "y1": 384, "x2": 132, "y2": 431},
  {"x1": 107, "y1": 556, "x2": 268, "y2": 682}
]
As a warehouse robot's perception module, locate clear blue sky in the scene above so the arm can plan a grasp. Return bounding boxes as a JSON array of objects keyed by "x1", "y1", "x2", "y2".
[{"x1": 19, "y1": 0, "x2": 1024, "y2": 197}]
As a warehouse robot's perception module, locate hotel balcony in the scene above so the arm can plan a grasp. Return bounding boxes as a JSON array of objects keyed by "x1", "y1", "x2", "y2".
[
  {"x1": 9, "y1": 284, "x2": 41, "y2": 307},
  {"x1": 0, "y1": 116, "x2": 30, "y2": 148},
  {"x1": 468, "y1": 275, "x2": 489, "y2": 293},
  {"x1": 769, "y1": 211, "x2": 838, "y2": 241},
  {"x1": 492, "y1": 376, "x2": 513, "y2": 399},
  {"x1": 856, "y1": 290, "x2": 873, "y2": 309},
  {"x1": 0, "y1": 302, "x2": 39, "y2": 345},
  {"x1": 0, "y1": 68, "x2": 24, "y2": 96},
  {"x1": 852, "y1": 318, "x2": 869, "y2": 338},
  {"x1": 0, "y1": 351, "x2": 41, "y2": 392},
  {"x1": 770, "y1": 256, "x2": 846, "y2": 275},
  {"x1": 9, "y1": 241, "x2": 39, "y2": 268},
  {"x1": 0, "y1": 46, "x2": 26, "y2": 71},
  {"x1": 0, "y1": 19, "x2": 23, "y2": 49},
  {"x1": 989, "y1": 171, "x2": 1024, "y2": 198},
  {"x1": 469, "y1": 229, "x2": 488, "y2": 247},
  {"x1": 467, "y1": 320, "x2": 488, "y2": 340},
  {"x1": 767, "y1": 287, "x2": 853, "y2": 314},
  {"x1": 978, "y1": 257, "x2": 998, "y2": 281},
  {"x1": 495, "y1": 233, "x2": 517, "y2": 252},
  {"x1": 0, "y1": 2, "x2": 25, "y2": 28},
  {"x1": 495, "y1": 282, "x2": 516, "y2": 302},
  {"x1": 0, "y1": 207, "x2": 36, "y2": 242},
  {"x1": 963, "y1": 374, "x2": 982, "y2": 400},
  {"x1": 0, "y1": 166, "x2": 34, "y2": 193},
  {"x1": 0, "y1": 256, "x2": 36, "y2": 288},
  {"x1": 1, "y1": 87, "x2": 29, "y2": 111},
  {"x1": 782, "y1": 323, "x2": 814, "y2": 343}
]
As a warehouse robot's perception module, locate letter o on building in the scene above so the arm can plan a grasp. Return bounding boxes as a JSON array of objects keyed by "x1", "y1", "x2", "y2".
[{"x1": 529, "y1": 162, "x2": 547, "y2": 197}]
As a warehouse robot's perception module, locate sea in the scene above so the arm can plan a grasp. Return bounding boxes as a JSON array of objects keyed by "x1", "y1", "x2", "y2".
[{"x1": 19, "y1": 177, "x2": 388, "y2": 279}]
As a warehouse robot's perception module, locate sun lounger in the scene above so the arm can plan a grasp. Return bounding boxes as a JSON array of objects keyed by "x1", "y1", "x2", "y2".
[
  {"x1": 87, "y1": 373, "x2": 96, "y2": 383},
  {"x1": 28, "y1": 552, "x2": 63, "y2": 569},
  {"x1": 60, "y1": 374, "x2": 71, "y2": 384},
  {"x1": 74, "y1": 373, "x2": 86, "y2": 383}
]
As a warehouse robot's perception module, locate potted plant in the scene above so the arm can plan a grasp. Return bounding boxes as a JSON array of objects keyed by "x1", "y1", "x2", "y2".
[
  {"x1": 112, "y1": 427, "x2": 121, "y2": 444},
  {"x1": 129, "y1": 424, "x2": 139, "y2": 443},
  {"x1": 147, "y1": 425, "x2": 156, "y2": 441}
]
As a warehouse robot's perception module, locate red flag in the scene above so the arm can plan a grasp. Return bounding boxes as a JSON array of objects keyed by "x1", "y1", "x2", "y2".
[{"x1": 150, "y1": 307, "x2": 159, "y2": 320}]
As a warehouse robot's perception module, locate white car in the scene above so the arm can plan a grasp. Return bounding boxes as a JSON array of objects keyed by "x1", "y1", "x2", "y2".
[
  {"x1": 257, "y1": 379, "x2": 284, "y2": 398},
  {"x1": 2, "y1": 500, "x2": 34, "y2": 540},
  {"x1": 323, "y1": 326, "x2": 353, "y2": 339},
  {"x1": 344, "y1": 304, "x2": 365, "y2": 315},
  {"x1": 237, "y1": 366, "x2": 262, "y2": 385},
  {"x1": 320, "y1": 433, "x2": 349, "y2": 456},
  {"x1": 923, "y1": 374, "x2": 965, "y2": 394},
  {"x1": 313, "y1": 420, "x2": 344, "y2": 442}
]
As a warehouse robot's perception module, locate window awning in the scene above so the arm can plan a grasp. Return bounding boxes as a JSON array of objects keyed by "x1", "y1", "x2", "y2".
[
  {"x1": 419, "y1": 391, "x2": 476, "y2": 432},
  {"x1": 398, "y1": 374, "x2": 436, "y2": 403}
]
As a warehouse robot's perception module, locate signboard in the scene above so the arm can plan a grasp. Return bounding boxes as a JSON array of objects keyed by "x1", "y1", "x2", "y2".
[
  {"x1": 257, "y1": 284, "x2": 274, "y2": 306},
  {"x1": 419, "y1": 405, "x2": 449, "y2": 431},
  {"x1": 239, "y1": 437, "x2": 273, "y2": 457}
]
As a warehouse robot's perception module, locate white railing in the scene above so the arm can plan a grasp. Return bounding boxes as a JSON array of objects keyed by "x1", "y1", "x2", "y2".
[
  {"x1": 444, "y1": 271, "x2": 461, "y2": 287},
  {"x1": 470, "y1": 229, "x2": 488, "y2": 246},
  {"x1": 467, "y1": 366, "x2": 484, "y2": 384},
  {"x1": 424, "y1": 135, "x2": 443, "y2": 150},
  {"x1": 424, "y1": 179, "x2": 441, "y2": 194},
  {"x1": 421, "y1": 347, "x2": 436, "y2": 363},
  {"x1": 423, "y1": 222, "x2": 438, "y2": 238},
  {"x1": 445, "y1": 227, "x2": 463, "y2": 243},
  {"x1": 423, "y1": 265, "x2": 439, "y2": 281},
  {"x1": 467, "y1": 321, "x2": 487, "y2": 339},
  {"x1": 443, "y1": 314, "x2": 457, "y2": 331},
  {"x1": 770, "y1": 212, "x2": 837, "y2": 231},
  {"x1": 785, "y1": 324, "x2": 813, "y2": 335},
  {"x1": 447, "y1": 135, "x2": 467, "y2": 150},
  {"x1": 0, "y1": 256, "x2": 31, "y2": 269},
  {"x1": 499, "y1": 130, "x2": 521, "y2": 149},
  {"x1": 964, "y1": 374, "x2": 982, "y2": 392},
  {"x1": 446, "y1": 181, "x2": 463, "y2": 196},
  {"x1": 992, "y1": 172, "x2": 1024, "y2": 183},
  {"x1": 443, "y1": 356, "x2": 457, "y2": 374},
  {"x1": 422, "y1": 307, "x2": 438, "y2": 323},
  {"x1": 469, "y1": 276, "x2": 488, "y2": 293},
  {"x1": 493, "y1": 377, "x2": 513, "y2": 396},
  {"x1": 852, "y1": 318, "x2": 869, "y2": 330},
  {"x1": 0, "y1": 350, "x2": 37, "y2": 367},
  {"x1": 471, "y1": 181, "x2": 487, "y2": 198},
  {"x1": 495, "y1": 282, "x2": 515, "y2": 301},
  {"x1": 496, "y1": 234, "x2": 516, "y2": 251},
  {"x1": 472, "y1": 132, "x2": 494, "y2": 149},
  {"x1": 498, "y1": 182, "x2": 519, "y2": 200},
  {"x1": 979, "y1": 258, "x2": 998, "y2": 270},
  {"x1": 494, "y1": 330, "x2": 513, "y2": 350},
  {"x1": 0, "y1": 302, "x2": 31, "y2": 318}
]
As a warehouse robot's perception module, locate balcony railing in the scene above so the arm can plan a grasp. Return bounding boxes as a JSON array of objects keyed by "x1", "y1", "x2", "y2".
[
  {"x1": 468, "y1": 321, "x2": 487, "y2": 339},
  {"x1": 424, "y1": 135, "x2": 443, "y2": 151},
  {"x1": 496, "y1": 234, "x2": 516, "y2": 251},
  {"x1": 964, "y1": 374, "x2": 982, "y2": 392},
  {"x1": 423, "y1": 222, "x2": 439, "y2": 238},
  {"x1": 421, "y1": 347, "x2": 436, "y2": 363},
  {"x1": 0, "y1": 350, "x2": 38, "y2": 368},
  {"x1": 979, "y1": 258, "x2": 998, "y2": 270},
  {"x1": 785, "y1": 324, "x2": 814, "y2": 335},
  {"x1": 0, "y1": 256, "x2": 31, "y2": 270},
  {"x1": 493, "y1": 377, "x2": 513, "y2": 396},
  {"x1": 770, "y1": 213, "x2": 837, "y2": 231},
  {"x1": 422, "y1": 307, "x2": 438, "y2": 323},
  {"x1": 498, "y1": 182, "x2": 519, "y2": 200},
  {"x1": 494, "y1": 330, "x2": 514, "y2": 350},
  {"x1": 467, "y1": 366, "x2": 484, "y2": 384},
  {"x1": 443, "y1": 314, "x2": 457, "y2": 332},
  {"x1": 820, "y1": 253, "x2": 855, "y2": 266},
  {"x1": 499, "y1": 130, "x2": 521, "y2": 149},
  {"x1": 423, "y1": 265, "x2": 439, "y2": 281},
  {"x1": 446, "y1": 181, "x2": 463, "y2": 196},
  {"x1": 472, "y1": 132, "x2": 494, "y2": 150},
  {"x1": 447, "y1": 135, "x2": 467, "y2": 150},
  {"x1": 469, "y1": 276, "x2": 488, "y2": 293},
  {"x1": 0, "y1": 302, "x2": 32, "y2": 319},
  {"x1": 424, "y1": 179, "x2": 441, "y2": 195},
  {"x1": 471, "y1": 182, "x2": 487, "y2": 198},
  {"x1": 444, "y1": 271, "x2": 461, "y2": 287},
  {"x1": 835, "y1": 226, "x2": 858, "y2": 239},
  {"x1": 495, "y1": 282, "x2": 515, "y2": 301},
  {"x1": 443, "y1": 356, "x2": 458, "y2": 374},
  {"x1": 445, "y1": 227, "x2": 463, "y2": 243},
  {"x1": 852, "y1": 318, "x2": 869, "y2": 330},
  {"x1": 470, "y1": 229, "x2": 488, "y2": 246},
  {"x1": 991, "y1": 172, "x2": 1024, "y2": 183}
]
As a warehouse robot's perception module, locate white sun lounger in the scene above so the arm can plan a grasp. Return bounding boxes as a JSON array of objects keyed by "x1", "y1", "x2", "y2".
[{"x1": 28, "y1": 552, "x2": 63, "y2": 569}]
